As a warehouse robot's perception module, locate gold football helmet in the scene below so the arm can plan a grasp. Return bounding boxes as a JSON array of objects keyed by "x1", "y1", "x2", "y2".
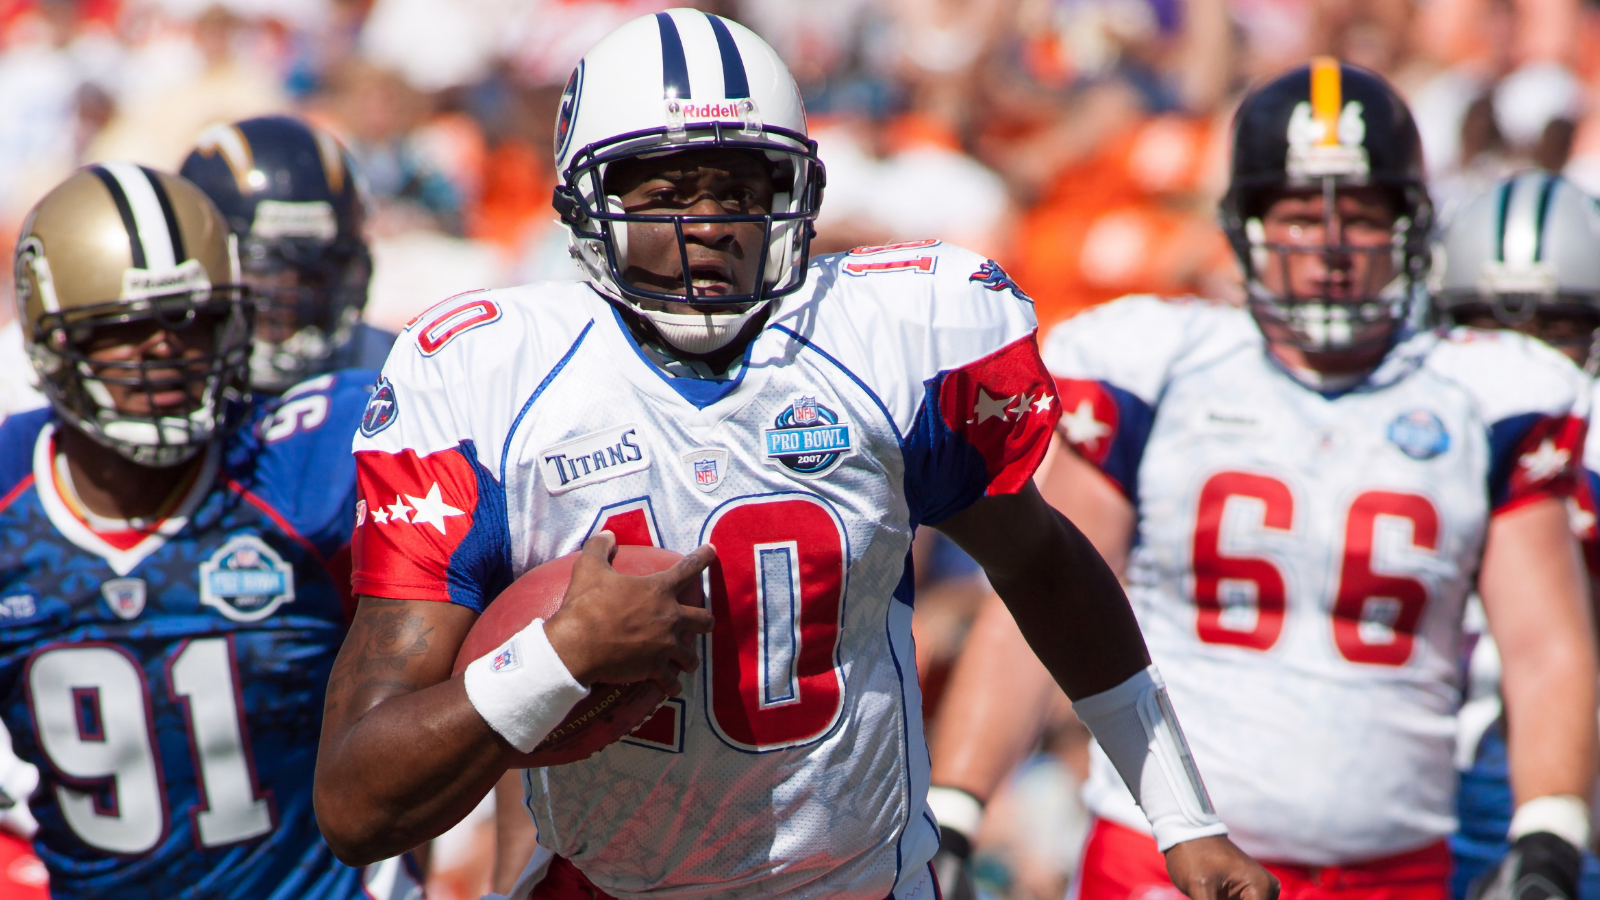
[{"x1": 14, "y1": 164, "x2": 250, "y2": 466}]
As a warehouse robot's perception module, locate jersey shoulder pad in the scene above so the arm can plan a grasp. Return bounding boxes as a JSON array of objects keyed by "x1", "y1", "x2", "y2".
[
  {"x1": 789, "y1": 242, "x2": 1039, "y2": 393},
  {"x1": 1040, "y1": 294, "x2": 1250, "y2": 405},
  {"x1": 1427, "y1": 326, "x2": 1589, "y2": 422},
  {"x1": 388, "y1": 282, "x2": 594, "y2": 368},
  {"x1": 0, "y1": 408, "x2": 48, "y2": 502},
  {"x1": 360, "y1": 281, "x2": 598, "y2": 471}
]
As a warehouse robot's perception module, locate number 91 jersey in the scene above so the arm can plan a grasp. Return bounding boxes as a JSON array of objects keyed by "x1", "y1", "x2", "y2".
[
  {"x1": 1043, "y1": 296, "x2": 1589, "y2": 866},
  {"x1": 350, "y1": 243, "x2": 1059, "y2": 900},
  {"x1": 0, "y1": 373, "x2": 406, "y2": 900}
]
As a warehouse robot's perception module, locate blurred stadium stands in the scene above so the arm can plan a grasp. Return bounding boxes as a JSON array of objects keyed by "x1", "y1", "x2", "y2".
[{"x1": 2, "y1": 0, "x2": 1598, "y2": 896}]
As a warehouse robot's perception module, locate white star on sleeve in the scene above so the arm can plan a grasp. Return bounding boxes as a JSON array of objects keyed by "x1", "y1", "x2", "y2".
[
  {"x1": 386, "y1": 496, "x2": 413, "y2": 524},
  {"x1": 971, "y1": 388, "x2": 1017, "y2": 424},
  {"x1": 1519, "y1": 438, "x2": 1571, "y2": 482},
  {"x1": 371, "y1": 507, "x2": 390, "y2": 525},
  {"x1": 1567, "y1": 497, "x2": 1596, "y2": 538},
  {"x1": 406, "y1": 482, "x2": 466, "y2": 535},
  {"x1": 1060, "y1": 399, "x2": 1111, "y2": 449},
  {"x1": 1033, "y1": 393, "x2": 1055, "y2": 415}
]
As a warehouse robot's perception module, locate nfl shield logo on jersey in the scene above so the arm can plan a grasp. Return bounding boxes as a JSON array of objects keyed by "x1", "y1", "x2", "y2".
[
  {"x1": 1387, "y1": 410, "x2": 1450, "y2": 460},
  {"x1": 682, "y1": 448, "x2": 729, "y2": 493},
  {"x1": 101, "y1": 577, "x2": 147, "y2": 620},
  {"x1": 199, "y1": 535, "x2": 297, "y2": 622},
  {"x1": 793, "y1": 396, "x2": 820, "y2": 425},
  {"x1": 764, "y1": 396, "x2": 854, "y2": 478}
]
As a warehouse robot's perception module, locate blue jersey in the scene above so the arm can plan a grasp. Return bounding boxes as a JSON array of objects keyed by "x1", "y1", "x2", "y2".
[{"x1": 0, "y1": 371, "x2": 404, "y2": 900}]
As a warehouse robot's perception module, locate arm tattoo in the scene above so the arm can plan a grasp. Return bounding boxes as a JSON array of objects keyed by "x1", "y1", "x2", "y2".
[{"x1": 327, "y1": 598, "x2": 436, "y2": 706}]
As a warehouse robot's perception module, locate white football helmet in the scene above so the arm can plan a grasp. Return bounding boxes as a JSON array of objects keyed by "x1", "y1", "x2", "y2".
[
  {"x1": 553, "y1": 8, "x2": 824, "y2": 356},
  {"x1": 1434, "y1": 172, "x2": 1600, "y2": 321}
]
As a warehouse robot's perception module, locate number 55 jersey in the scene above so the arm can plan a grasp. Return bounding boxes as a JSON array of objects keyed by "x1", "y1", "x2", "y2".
[
  {"x1": 1042, "y1": 295, "x2": 1589, "y2": 866},
  {"x1": 350, "y1": 243, "x2": 1060, "y2": 900},
  {"x1": 0, "y1": 372, "x2": 419, "y2": 900}
]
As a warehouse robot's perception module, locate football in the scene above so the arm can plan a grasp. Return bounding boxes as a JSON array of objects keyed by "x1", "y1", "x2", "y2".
[{"x1": 452, "y1": 545, "x2": 698, "y2": 767}]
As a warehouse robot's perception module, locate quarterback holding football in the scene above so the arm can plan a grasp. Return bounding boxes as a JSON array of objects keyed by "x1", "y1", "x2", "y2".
[{"x1": 313, "y1": 9, "x2": 1276, "y2": 900}]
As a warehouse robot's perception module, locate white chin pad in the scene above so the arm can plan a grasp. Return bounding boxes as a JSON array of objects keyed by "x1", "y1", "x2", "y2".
[{"x1": 643, "y1": 303, "x2": 766, "y2": 355}]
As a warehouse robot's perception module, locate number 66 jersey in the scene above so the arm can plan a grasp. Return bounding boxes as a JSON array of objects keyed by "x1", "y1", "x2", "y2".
[
  {"x1": 350, "y1": 243, "x2": 1060, "y2": 900},
  {"x1": 1043, "y1": 295, "x2": 1589, "y2": 866}
]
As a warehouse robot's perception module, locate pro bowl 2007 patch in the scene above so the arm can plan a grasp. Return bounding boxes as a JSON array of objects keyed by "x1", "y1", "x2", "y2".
[
  {"x1": 1388, "y1": 410, "x2": 1450, "y2": 460},
  {"x1": 199, "y1": 535, "x2": 296, "y2": 622},
  {"x1": 763, "y1": 396, "x2": 854, "y2": 478}
]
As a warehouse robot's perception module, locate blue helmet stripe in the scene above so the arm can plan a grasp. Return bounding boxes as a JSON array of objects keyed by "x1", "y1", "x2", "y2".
[
  {"x1": 656, "y1": 12, "x2": 691, "y2": 99},
  {"x1": 705, "y1": 14, "x2": 749, "y2": 99}
]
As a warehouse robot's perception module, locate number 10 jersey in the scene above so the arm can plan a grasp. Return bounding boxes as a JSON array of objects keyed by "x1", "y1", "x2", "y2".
[
  {"x1": 350, "y1": 244, "x2": 1060, "y2": 900},
  {"x1": 1043, "y1": 295, "x2": 1590, "y2": 866}
]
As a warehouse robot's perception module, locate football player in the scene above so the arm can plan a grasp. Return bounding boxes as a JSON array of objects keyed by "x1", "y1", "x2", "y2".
[
  {"x1": 179, "y1": 114, "x2": 392, "y2": 394},
  {"x1": 1432, "y1": 170, "x2": 1600, "y2": 900},
  {"x1": 0, "y1": 164, "x2": 417, "y2": 898},
  {"x1": 926, "y1": 59, "x2": 1600, "y2": 900},
  {"x1": 311, "y1": 10, "x2": 1277, "y2": 900}
]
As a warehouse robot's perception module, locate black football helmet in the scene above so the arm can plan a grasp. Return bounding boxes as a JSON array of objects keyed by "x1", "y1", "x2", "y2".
[
  {"x1": 1220, "y1": 58, "x2": 1433, "y2": 354},
  {"x1": 180, "y1": 115, "x2": 370, "y2": 393}
]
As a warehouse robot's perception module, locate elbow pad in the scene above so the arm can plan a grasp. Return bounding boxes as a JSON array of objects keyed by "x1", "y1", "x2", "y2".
[{"x1": 1071, "y1": 665, "x2": 1227, "y2": 851}]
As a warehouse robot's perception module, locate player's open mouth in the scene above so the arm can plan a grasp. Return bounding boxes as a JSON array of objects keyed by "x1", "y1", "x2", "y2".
[{"x1": 686, "y1": 264, "x2": 734, "y2": 295}]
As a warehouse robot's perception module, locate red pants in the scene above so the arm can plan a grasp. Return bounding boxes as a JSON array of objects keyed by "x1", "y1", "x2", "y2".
[
  {"x1": 0, "y1": 831, "x2": 48, "y2": 900},
  {"x1": 1075, "y1": 819, "x2": 1450, "y2": 900}
]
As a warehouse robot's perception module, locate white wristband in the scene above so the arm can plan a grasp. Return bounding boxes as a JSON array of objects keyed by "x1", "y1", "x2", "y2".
[
  {"x1": 927, "y1": 786, "x2": 984, "y2": 838},
  {"x1": 463, "y1": 618, "x2": 591, "y2": 754},
  {"x1": 1071, "y1": 665, "x2": 1228, "y2": 851},
  {"x1": 1510, "y1": 795, "x2": 1591, "y2": 850}
]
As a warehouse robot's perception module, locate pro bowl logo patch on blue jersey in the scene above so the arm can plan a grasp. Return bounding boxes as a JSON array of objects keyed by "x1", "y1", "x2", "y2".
[
  {"x1": 361, "y1": 377, "x2": 399, "y2": 437},
  {"x1": 199, "y1": 535, "x2": 296, "y2": 622},
  {"x1": 1387, "y1": 410, "x2": 1450, "y2": 460},
  {"x1": 764, "y1": 396, "x2": 854, "y2": 478},
  {"x1": 969, "y1": 259, "x2": 1031, "y2": 302}
]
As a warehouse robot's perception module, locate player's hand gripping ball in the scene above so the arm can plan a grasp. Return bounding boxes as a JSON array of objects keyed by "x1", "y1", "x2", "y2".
[{"x1": 452, "y1": 542, "x2": 707, "y2": 767}]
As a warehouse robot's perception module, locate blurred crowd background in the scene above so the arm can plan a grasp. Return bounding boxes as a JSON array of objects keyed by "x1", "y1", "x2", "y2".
[{"x1": 0, "y1": 0, "x2": 1597, "y2": 897}]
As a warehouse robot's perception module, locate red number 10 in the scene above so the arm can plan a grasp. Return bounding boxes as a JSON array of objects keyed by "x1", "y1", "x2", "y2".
[
  {"x1": 597, "y1": 494, "x2": 848, "y2": 752},
  {"x1": 1191, "y1": 472, "x2": 1437, "y2": 666}
]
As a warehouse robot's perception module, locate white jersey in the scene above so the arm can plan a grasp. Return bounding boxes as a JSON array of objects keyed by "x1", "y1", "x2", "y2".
[
  {"x1": 1041, "y1": 295, "x2": 1589, "y2": 866},
  {"x1": 351, "y1": 243, "x2": 1059, "y2": 900}
]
